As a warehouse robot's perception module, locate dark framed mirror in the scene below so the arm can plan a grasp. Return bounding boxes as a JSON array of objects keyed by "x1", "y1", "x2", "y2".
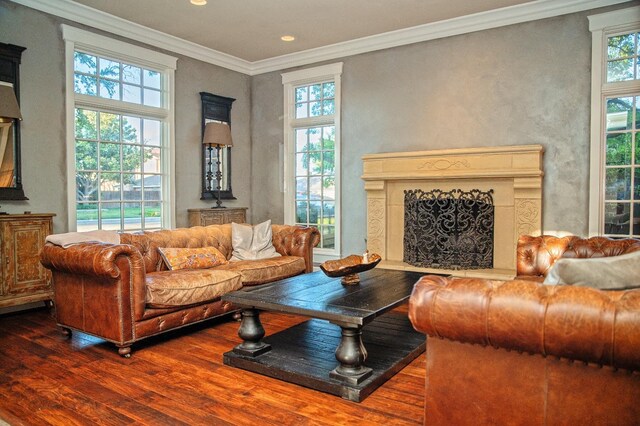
[
  {"x1": 0, "y1": 43, "x2": 27, "y2": 200},
  {"x1": 200, "y1": 92, "x2": 235, "y2": 201}
]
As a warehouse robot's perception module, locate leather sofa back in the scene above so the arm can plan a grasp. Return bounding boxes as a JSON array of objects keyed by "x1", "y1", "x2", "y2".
[
  {"x1": 120, "y1": 224, "x2": 233, "y2": 274},
  {"x1": 516, "y1": 235, "x2": 640, "y2": 279}
]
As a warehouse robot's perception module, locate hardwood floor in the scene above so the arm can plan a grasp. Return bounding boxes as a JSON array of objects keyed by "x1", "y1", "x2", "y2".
[{"x1": 0, "y1": 306, "x2": 425, "y2": 425}]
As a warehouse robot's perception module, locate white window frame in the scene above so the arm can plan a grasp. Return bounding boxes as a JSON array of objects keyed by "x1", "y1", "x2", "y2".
[
  {"x1": 62, "y1": 25, "x2": 177, "y2": 231},
  {"x1": 588, "y1": 6, "x2": 640, "y2": 236},
  {"x1": 282, "y1": 63, "x2": 343, "y2": 261}
]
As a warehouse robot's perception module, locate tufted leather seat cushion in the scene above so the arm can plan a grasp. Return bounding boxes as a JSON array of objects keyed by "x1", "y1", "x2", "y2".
[
  {"x1": 145, "y1": 268, "x2": 242, "y2": 308},
  {"x1": 216, "y1": 256, "x2": 306, "y2": 286}
]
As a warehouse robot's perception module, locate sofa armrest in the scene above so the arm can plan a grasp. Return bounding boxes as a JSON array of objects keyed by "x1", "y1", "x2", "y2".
[
  {"x1": 41, "y1": 242, "x2": 147, "y2": 322},
  {"x1": 409, "y1": 275, "x2": 640, "y2": 371},
  {"x1": 41, "y1": 242, "x2": 144, "y2": 278},
  {"x1": 272, "y1": 225, "x2": 321, "y2": 273}
]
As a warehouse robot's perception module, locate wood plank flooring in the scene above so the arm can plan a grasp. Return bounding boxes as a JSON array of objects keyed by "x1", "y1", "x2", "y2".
[{"x1": 0, "y1": 306, "x2": 425, "y2": 425}]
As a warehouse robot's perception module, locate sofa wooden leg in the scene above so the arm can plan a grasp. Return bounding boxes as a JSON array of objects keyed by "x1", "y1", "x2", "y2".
[
  {"x1": 60, "y1": 327, "x2": 72, "y2": 338},
  {"x1": 232, "y1": 311, "x2": 242, "y2": 321},
  {"x1": 117, "y1": 346, "x2": 132, "y2": 358}
]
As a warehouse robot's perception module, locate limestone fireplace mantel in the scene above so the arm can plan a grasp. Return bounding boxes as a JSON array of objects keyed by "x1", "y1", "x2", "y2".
[{"x1": 361, "y1": 145, "x2": 544, "y2": 279}]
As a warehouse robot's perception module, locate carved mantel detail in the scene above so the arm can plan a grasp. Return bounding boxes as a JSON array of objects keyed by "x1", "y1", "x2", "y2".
[{"x1": 362, "y1": 145, "x2": 544, "y2": 278}]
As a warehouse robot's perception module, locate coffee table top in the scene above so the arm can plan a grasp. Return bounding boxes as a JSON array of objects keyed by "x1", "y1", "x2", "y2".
[{"x1": 222, "y1": 268, "x2": 424, "y2": 326}]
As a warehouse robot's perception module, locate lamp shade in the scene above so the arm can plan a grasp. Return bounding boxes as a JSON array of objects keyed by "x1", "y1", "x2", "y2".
[
  {"x1": 0, "y1": 83, "x2": 22, "y2": 120},
  {"x1": 203, "y1": 122, "x2": 232, "y2": 147}
]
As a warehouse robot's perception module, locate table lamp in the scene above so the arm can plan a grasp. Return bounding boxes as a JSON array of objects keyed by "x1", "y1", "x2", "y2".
[{"x1": 203, "y1": 122, "x2": 233, "y2": 208}]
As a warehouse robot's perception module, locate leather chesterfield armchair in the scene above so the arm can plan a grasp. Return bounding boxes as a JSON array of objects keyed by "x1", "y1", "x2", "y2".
[{"x1": 408, "y1": 235, "x2": 640, "y2": 425}]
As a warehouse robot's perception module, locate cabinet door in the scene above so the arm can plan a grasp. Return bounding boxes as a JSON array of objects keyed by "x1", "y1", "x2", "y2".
[{"x1": 2, "y1": 219, "x2": 51, "y2": 296}]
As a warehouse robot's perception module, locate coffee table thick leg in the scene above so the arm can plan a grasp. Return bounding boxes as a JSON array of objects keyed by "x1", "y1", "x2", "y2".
[
  {"x1": 330, "y1": 325, "x2": 373, "y2": 385},
  {"x1": 233, "y1": 308, "x2": 271, "y2": 357}
]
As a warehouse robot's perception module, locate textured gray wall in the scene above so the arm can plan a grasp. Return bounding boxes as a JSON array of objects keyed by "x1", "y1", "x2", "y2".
[
  {"x1": 251, "y1": 11, "x2": 595, "y2": 256},
  {"x1": 0, "y1": 2, "x2": 252, "y2": 232}
]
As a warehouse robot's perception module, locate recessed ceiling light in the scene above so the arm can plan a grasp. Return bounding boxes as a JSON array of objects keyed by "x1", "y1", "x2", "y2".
[
  {"x1": 191, "y1": 0, "x2": 207, "y2": 5},
  {"x1": 281, "y1": 35, "x2": 296, "y2": 42}
]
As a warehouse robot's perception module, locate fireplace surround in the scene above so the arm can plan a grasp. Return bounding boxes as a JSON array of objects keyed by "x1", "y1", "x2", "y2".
[{"x1": 362, "y1": 145, "x2": 543, "y2": 279}]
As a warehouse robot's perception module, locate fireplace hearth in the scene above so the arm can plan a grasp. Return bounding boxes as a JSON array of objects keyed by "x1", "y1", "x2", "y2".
[{"x1": 404, "y1": 189, "x2": 494, "y2": 270}]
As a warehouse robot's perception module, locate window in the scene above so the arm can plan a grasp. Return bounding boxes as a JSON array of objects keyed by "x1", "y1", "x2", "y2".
[
  {"x1": 589, "y1": 7, "x2": 640, "y2": 237},
  {"x1": 63, "y1": 26, "x2": 177, "y2": 232},
  {"x1": 282, "y1": 63, "x2": 342, "y2": 259}
]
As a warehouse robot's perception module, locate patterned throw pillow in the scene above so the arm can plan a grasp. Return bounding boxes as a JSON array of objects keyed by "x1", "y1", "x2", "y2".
[{"x1": 157, "y1": 246, "x2": 228, "y2": 271}]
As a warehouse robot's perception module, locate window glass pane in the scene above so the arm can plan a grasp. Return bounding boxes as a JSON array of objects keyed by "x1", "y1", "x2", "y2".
[
  {"x1": 309, "y1": 101, "x2": 321, "y2": 117},
  {"x1": 604, "y1": 202, "x2": 630, "y2": 235},
  {"x1": 296, "y1": 201, "x2": 308, "y2": 223},
  {"x1": 143, "y1": 176, "x2": 162, "y2": 199},
  {"x1": 322, "y1": 202, "x2": 335, "y2": 224},
  {"x1": 323, "y1": 126, "x2": 335, "y2": 150},
  {"x1": 323, "y1": 82, "x2": 335, "y2": 99},
  {"x1": 143, "y1": 147, "x2": 161, "y2": 173},
  {"x1": 309, "y1": 84, "x2": 322, "y2": 101},
  {"x1": 74, "y1": 52, "x2": 96, "y2": 74},
  {"x1": 608, "y1": 33, "x2": 635, "y2": 59},
  {"x1": 606, "y1": 133, "x2": 632, "y2": 165},
  {"x1": 143, "y1": 119, "x2": 161, "y2": 145},
  {"x1": 122, "y1": 116, "x2": 141, "y2": 143},
  {"x1": 100, "y1": 113, "x2": 120, "y2": 141},
  {"x1": 74, "y1": 74, "x2": 97, "y2": 95},
  {"x1": 76, "y1": 202, "x2": 98, "y2": 232},
  {"x1": 75, "y1": 109, "x2": 98, "y2": 139},
  {"x1": 295, "y1": 87, "x2": 308, "y2": 102},
  {"x1": 321, "y1": 226, "x2": 335, "y2": 249},
  {"x1": 75, "y1": 141, "x2": 97, "y2": 171},
  {"x1": 295, "y1": 177, "x2": 308, "y2": 199},
  {"x1": 123, "y1": 84, "x2": 141, "y2": 104},
  {"x1": 122, "y1": 145, "x2": 142, "y2": 173},
  {"x1": 607, "y1": 59, "x2": 634, "y2": 82},
  {"x1": 143, "y1": 89, "x2": 161, "y2": 107},
  {"x1": 144, "y1": 202, "x2": 162, "y2": 230},
  {"x1": 605, "y1": 168, "x2": 631, "y2": 200},
  {"x1": 144, "y1": 70, "x2": 161, "y2": 88},
  {"x1": 636, "y1": 133, "x2": 640, "y2": 164},
  {"x1": 308, "y1": 128, "x2": 321, "y2": 150},
  {"x1": 606, "y1": 97, "x2": 633, "y2": 131},
  {"x1": 99, "y1": 58, "x2": 120, "y2": 79},
  {"x1": 122, "y1": 173, "x2": 141, "y2": 193},
  {"x1": 296, "y1": 103, "x2": 308, "y2": 119},
  {"x1": 309, "y1": 153, "x2": 323, "y2": 175},
  {"x1": 75, "y1": 173, "x2": 98, "y2": 201},
  {"x1": 309, "y1": 201, "x2": 321, "y2": 223},
  {"x1": 296, "y1": 153, "x2": 308, "y2": 176},
  {"x1": 99, "y1": 80, "x2": 121, "y2": 100},
  {"x1": 635, "y1": 168, "x2": 640, "y2": 200},
  {"x1": 99, "y1": 144, "x2": 121, "y2": 171},
  {"x1": 100, "y1": 173, "x2": 121, "y2": 195},
  {"x1": 322, "y1": 177, "x2": 335, "y2": 198},
  {"x1": 122, "y1": 65, "x2": 141, "y2": 84},
  {"x1": 309, "y1": 177, "x2": 322, "y2": 199},
  {"x1": 295, "y1": 128, "x2": 308, "y2": 152},
  {"x1": 123, "y1": 202, "x2": 142, "y2": 231},
  {"x1": 323, "y1": 100, "x2": 335, "y2": 115},
  {"x1": 101, "y1": 203, "x2": 122, "y2": 231}
]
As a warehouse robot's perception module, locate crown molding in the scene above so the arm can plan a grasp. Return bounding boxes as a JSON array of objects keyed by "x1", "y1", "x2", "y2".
[
  {"x1": 9, "y1": 0, "x2": 253, "y2": 74},
  {"x1": 10, "y1": 0, "x2": 633, "y2": 76}
]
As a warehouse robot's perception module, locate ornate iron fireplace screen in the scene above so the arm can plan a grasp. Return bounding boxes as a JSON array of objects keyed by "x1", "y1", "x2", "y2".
[{"x1": 403, "y1": 189, "x2": 494, "y2": 270}]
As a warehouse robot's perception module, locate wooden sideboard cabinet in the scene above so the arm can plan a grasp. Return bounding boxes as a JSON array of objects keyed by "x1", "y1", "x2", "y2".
[
  {"x1": 0, "y1": 214, "x2": 55, "y2": 308},
  {"x1": 188, "y1": 207, "x2": 247, "y2": 227}
]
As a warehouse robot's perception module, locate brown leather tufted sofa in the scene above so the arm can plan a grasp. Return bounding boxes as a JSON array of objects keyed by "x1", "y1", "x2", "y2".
[
  {"x1": 41, "y1": 223, "x2": 320, "y2": 357},
  {"x1": 409, "y1": 235, "x2": 640, "y2": 425}
]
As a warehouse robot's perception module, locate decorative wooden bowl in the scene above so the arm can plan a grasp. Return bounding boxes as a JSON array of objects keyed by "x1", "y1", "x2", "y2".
[{"x1": 319, "y1": 253, "x2": 382, "y2": 285}]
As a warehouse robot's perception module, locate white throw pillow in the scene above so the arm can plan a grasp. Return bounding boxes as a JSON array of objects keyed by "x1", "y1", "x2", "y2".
[
  {"x1": 542, "y1": 250, "x2": 640, "y2": 290},
  {"x1": 230, "y1": 220, "x2": 281, "y2": 261}
]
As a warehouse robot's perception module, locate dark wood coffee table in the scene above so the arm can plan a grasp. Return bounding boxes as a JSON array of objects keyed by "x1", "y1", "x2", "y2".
[{"x1": 222, "y1": 268, "x2": 425, "y2": 402}]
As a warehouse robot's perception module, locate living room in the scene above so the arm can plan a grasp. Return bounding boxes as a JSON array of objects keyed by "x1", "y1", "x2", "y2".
[{"x1": 1, "y1": 0, "x2": 639, "y2": 424}]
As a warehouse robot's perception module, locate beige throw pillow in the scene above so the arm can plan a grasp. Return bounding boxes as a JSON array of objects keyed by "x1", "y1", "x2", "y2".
[
  {"x1": 542, "y1": 250, "x2": 640, "y2": 290},
  {"x1": 230, "y1": 220, "x2": 281, "y2": 261}
]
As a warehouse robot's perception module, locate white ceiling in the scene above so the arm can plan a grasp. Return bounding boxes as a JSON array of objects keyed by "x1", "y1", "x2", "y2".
[
  {"x1": 12, "y1": 0, "x2": 632, "y2": 74},
  {"x1": 72, "y1": 0, "x2": 534, "y2": 62}
]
